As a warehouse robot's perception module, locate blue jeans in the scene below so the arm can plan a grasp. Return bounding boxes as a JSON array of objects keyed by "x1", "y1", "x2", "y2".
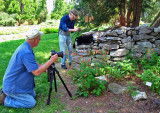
[
  {"x1": 59, "y1": 34, "x2": 72, "y2": 65},
  {"x1": 4, "y1": 90, "x2": 36, "y2": 108}
]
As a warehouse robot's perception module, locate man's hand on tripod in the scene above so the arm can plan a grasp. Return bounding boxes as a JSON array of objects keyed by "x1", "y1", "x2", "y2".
[{"x1": 49, "y1": 54, "x2": 58, "y2": 64}]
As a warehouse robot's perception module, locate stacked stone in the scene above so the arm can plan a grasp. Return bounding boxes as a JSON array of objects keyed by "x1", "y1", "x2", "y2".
[{"x1": 74, "y1": 25, "x2": 160, "y2": 62}]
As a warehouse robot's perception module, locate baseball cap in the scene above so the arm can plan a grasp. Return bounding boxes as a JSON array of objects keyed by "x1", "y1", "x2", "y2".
[{"x1": 26, "y1": 29, "x2": 43, "y2": 39}]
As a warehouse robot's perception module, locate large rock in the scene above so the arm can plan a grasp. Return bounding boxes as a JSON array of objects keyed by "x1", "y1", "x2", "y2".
[
  {"x1": 154, "y1": 26, "x2": 160, "y2": 33},
  {"x1": 132, "y1": 90, "x2": 147, "y2": 101},
  {"x1": 105, "y1": 36, "x2": 121, "y2": 41},
  {"x1": 121, "y1": 36, "x2": 132, "y2": 43},
  {"x1": 139, "y1": 26, "x2": 153, "y2": 34},
  {"x1": 133, "y1": 34, "x2": 157, "y2": 41},
  {"x1": 77, "y1": 45, "x2": 91, "y2": 49},
  {"x1": 121, "y1": 42, "x2": 134, "y2": 50},
  {"x1": 119, "y1": 34, "x2": 127, "y2": 38},
  {"x1": 132, "y1": 45, "x2": 146, "y2": 53},
  {"x1": 112, "y1": 56, "x2": 125, "y2": 61},
  {"x1": 110, "y1": 48, "x2": 129, "y2": 57},
  {"x1": 115, "y1": 29, "x2": 124, "y2": 35},
  {"x1": 155, "y1": 40, "x2": 160, "y2": 48},
  {"x1": 103, "y1": 30, "x2": 118, "y2": 37},
  {"x1": 108, "y1": 83, "x2": 127, "y2": 94},
  {"x1": 102, "y1": 44, "x2": 119, "y2": 50},
  {"x1": 137, "y1": 41, "x2": 153, "y2": 48}
]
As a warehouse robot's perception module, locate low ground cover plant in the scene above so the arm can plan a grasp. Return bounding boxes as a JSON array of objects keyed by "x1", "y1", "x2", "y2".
[
  {"x1": 71, "y1": 60, "x2": 107, "y2": 97},
  {"x1": 137, "y1": 69, "x2": 160, "y2": 95},
  {"x1": 127, "y1": 47, "x2": 160, "y2": 95}
]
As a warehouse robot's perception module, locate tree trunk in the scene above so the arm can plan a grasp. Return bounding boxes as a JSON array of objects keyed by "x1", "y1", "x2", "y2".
[
  {"x1": 131, "y1": 0, "x2": 143, "y2": 27},
  {"x1": 126, "y1": 0, "x2": 134, "y2": 27},
  {"x1": 118, "y1": 0, "x2": 125, "y2": 26},
  {"x1": 151, "y1": 11, "x2": 160, "y2": 27}
]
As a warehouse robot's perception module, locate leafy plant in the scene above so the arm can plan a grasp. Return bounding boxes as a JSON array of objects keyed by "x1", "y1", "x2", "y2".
[
  {"x1": 139, "y1": 49, "x2": 159, "y2": 69},
  {"x1": 51, "y1": 0, "x2": 73, "y2": 20},
  {"x1": 126, "y1": 82, "x2": 138, "y2": 97},
  {"x1": 138, "y1": 69, "x2": 160, "y2": 94},
  {"x1": 71, "y1": 61, "x2": 106, "y2": 97},
  {"x1": 39, "y1": 27, "x2": 58, "y2": 34},
  {"x1": 0, "y1": 12, "x2": 16, "y2": 26},
  {"x1": 104, "y1": 59, "x2": 135, "y2": 80}
]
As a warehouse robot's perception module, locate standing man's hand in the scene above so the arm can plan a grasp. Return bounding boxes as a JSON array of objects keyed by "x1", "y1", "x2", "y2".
[{"x1": 74, "y1": 28, "x2": 81, "y2": 32}]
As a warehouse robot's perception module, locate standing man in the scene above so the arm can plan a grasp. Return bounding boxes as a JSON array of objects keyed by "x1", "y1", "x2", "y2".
[
  {"x1": 0, "y1": 29, "x2": 58, "y2": 108},
  {"x1": 59, "y1": 8, "x2": 81, "y2": 69}
]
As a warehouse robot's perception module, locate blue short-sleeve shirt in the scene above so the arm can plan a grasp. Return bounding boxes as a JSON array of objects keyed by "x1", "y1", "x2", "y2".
[{"x1": 3, "y1": 41, "x2": 38, "y2": 95}]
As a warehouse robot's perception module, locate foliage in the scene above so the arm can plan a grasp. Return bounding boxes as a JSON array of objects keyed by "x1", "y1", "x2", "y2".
[
  {"x1": 0, "y1": 20, "x2": 60, "y2": 35},
  {"x1": 138, "y1": 69, "x2": 160, "y2": 95},
  {"x1": 77, "y1": 0, "x2": 118, "y2": 27},
  {"x1": 0, "y1": 12, "x2": 17, "y2": 26},
  {"x1": 126, "y1": 82, "x2": 138, "y2": 97},
  {"x1": 39, "y1": 27, "x2": 58, "y2": 34},
  {"x1": 76, "y1": 0, "x2": 156, "y2": 27},
  {"x1": 104, "y1": 59, "x2": 135, "y2": 80},
  {"x1": 0, "y1": 0, "x2": 5, "y2": 11},
  {"x1": 0, "y1": 0, "x2": 47, "y2": 26},
  {"x1": 126, "y1": 47, "x2": 160, "y2": 95},
  {"x1": 71, "y1": 61, "x2": 106, "y2": 97},
  {"x1": 51, "y1": 0, "x2": 73, "y2": 20},
  {"x1": 141, "y1": 0, "x2": 160, "y2": 23}
]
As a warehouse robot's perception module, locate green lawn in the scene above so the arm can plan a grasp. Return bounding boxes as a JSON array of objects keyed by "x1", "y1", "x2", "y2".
[{"x1": 0, "y1": 33, "x2": 71, "y2": 113}]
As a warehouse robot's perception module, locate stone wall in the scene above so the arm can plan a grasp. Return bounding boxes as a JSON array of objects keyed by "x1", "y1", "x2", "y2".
[{"x1": 73, "y1": 25, "x2": 160, "y2": 63}]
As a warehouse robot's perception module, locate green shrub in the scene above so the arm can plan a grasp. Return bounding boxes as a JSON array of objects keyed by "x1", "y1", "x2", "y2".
[
  {"x1": 0, "y1": 12, "x2": 16, "y2": 26},
  {"x1": 39, "y1": 27, "x2": 58, "y2": 34},
  {"x1": 104, "y1": 59, "x2": 135, "y2": 80},
  {"x1": 71, "y1": 61, "x2": 106, "y2": 97},
  {"x1": 138, "y1": 69, "x2": 160, "y2": 94},
  {"x1": 126, "y1": 82, "x2": 138, "y2": 97}
]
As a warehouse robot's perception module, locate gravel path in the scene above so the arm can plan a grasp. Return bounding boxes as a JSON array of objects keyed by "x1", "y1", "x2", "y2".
[{"x1": 0, "y1": 33, "x2": 26, "y2": 42}]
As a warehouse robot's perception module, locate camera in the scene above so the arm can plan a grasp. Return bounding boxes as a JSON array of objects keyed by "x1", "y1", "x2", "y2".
[{"x1": 50, "y1": 50, "x2": 63, "y2": 58}]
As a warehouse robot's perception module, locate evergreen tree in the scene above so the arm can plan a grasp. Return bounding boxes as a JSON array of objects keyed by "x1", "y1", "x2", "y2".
[
  {"x1": 0, "y1": 0, "x2": 5, "y2": 11},
  {"x1": 0, "y1": 0, "x2": 47, "y2": 26},
  {"x1": 51, "y1": 0, "x2": 73, "y2": 20},
  {"x1": 79, "y1": 0, "x2": 155, "y2": 27}
]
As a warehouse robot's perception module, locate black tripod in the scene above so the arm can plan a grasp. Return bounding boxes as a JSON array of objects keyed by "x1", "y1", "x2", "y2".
[{"x1": 47, "y1": 63, "x2": 72, "y2": 105}]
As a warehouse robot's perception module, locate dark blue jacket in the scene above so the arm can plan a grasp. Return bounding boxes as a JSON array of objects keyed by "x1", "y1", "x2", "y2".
[{"x1": 59, "y1": 14, "x2": 74, "y2": 32}]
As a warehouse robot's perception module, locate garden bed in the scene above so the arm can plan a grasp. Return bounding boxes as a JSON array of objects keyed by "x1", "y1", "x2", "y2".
[{"x1": 54, "y1": 63, "x2": 160, "y2": 113}]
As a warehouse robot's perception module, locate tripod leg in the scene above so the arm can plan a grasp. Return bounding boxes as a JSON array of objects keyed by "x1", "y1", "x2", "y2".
[
  {"x1": 53, "y1": 71, "x2": 57, "y2": 92},
  {"x1": 55, "y1": 68, "x2": 72, "y2": 97},
  {"x1": 47, "y1": 73, "x2": 53, "y2": 105}
]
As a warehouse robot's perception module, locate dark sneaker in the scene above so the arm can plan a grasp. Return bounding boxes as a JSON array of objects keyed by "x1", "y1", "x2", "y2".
[
  {"x1": 61, "y1": 65, "x2": 67, "y2": 69},
  {"x1": 69, "y1": 62, "x2": 72, "y2": 66},
  {"x1": 0, "y1": 89, "x2": 6, "y2": 105}
]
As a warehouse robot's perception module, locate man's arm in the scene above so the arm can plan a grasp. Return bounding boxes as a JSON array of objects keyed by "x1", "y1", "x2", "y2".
[
  {"x1": 60, "y1": 15, "x2": 81, "y2": 32},
  {"x1": 32, "y1": 54, "x2": 58, "y2": 76},
  {"x1": 68, "y1": 28, "x2": 81, "y2": 32}
]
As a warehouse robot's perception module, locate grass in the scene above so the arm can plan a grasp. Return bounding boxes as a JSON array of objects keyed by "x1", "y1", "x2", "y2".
[{"x1": 0, "y1": 33, "x2": 74, "y2": 113}]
